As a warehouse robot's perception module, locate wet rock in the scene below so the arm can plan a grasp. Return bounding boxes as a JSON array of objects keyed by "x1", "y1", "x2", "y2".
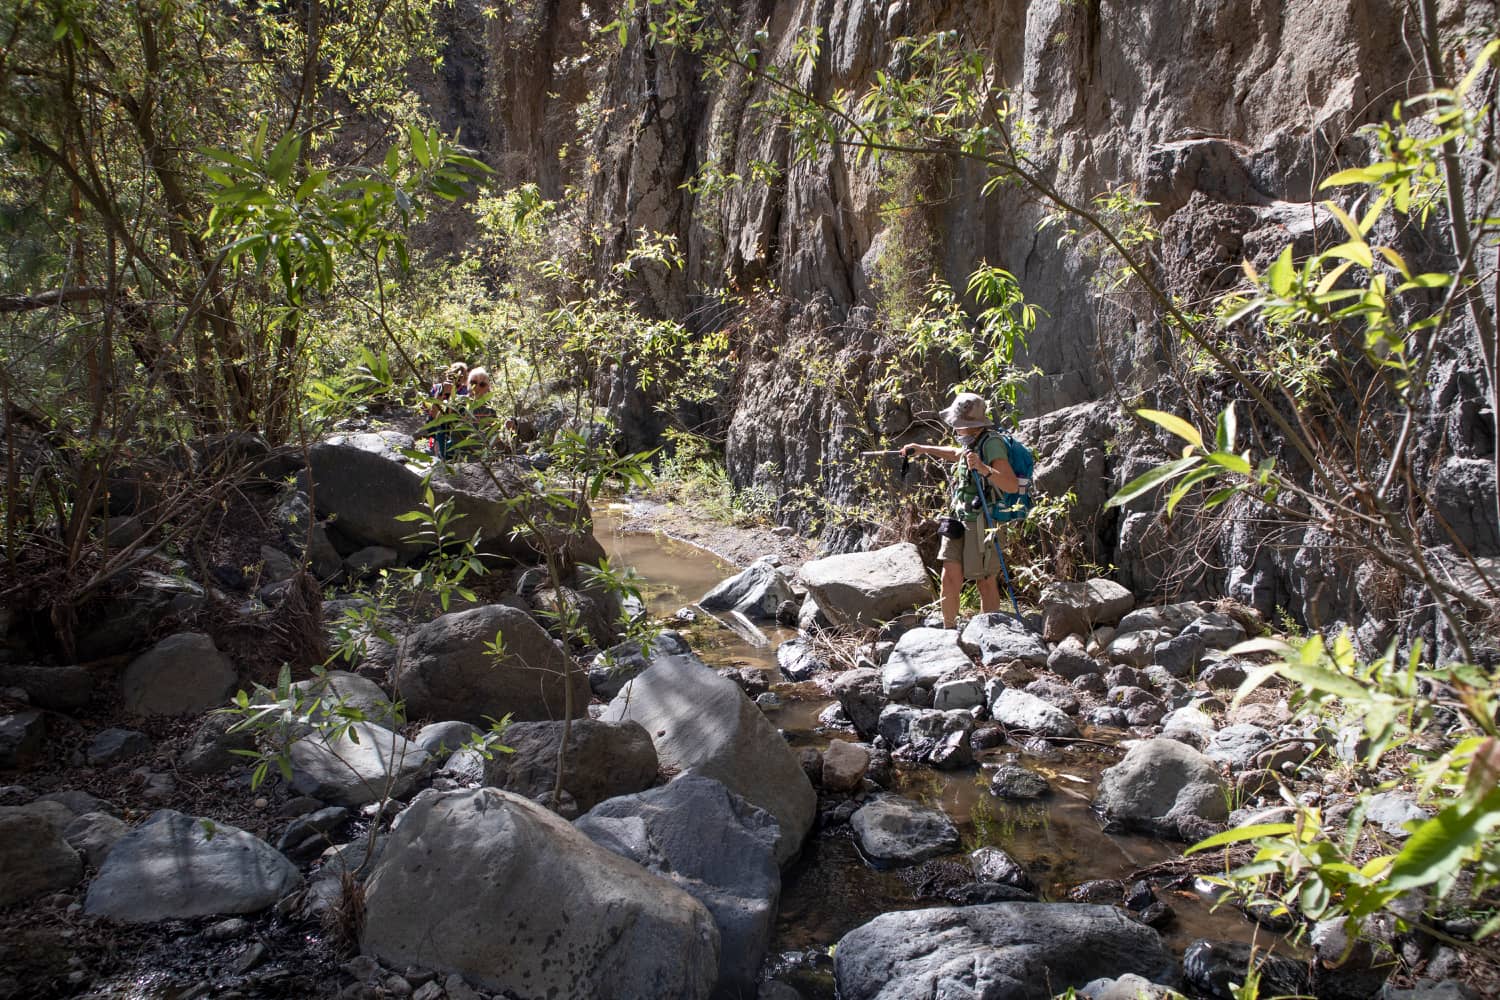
[
  {"x1": 990, "y1": 689, "x2": 1079, "y2": 739},
  {"x1": 1138, "y1": 901, "x2": 1175, "y2": 929},
  {"x1": 700, "y1": 557, "x2": 795, "y2": 620},
  {"x1": 122, "y1": 633, "x2": 238, "y2": 717},
  {"x1": 776, "y1": 636, "x2": 830, "y2": 682},
  {"x1": 795, "y1": 543, "x2": 931, "y2": 628},
  {"x1": 971, "y1": 724, "x2": 1005, "y2": 750},
  {"x1": 0, "y1": 802, "x2": 83, "y2": 907},
  {"x1": 288, "y1": 722, "x2": 432, "y2": 807},
  {"x1": 412, "y1": 721, "x2": 481, "y2": 762},
  {"x1": 576, "y1": 774, "x2": 780, "y2": 998},
  {"x1": 86, "y1": 728, "x2": 151, "y2": 766},
  {"x1": 1068, "y1": 879, "x2": 1124, "y2": 904},
  {"x1": 394, "y1": 604, "x2": 588, "y2": 726},
  {"x1": 1183, "y1": 939, "x2": 1310, "y2": 999},
  {"x1": 1095, "y1": 738, "x2": 1229, "y2": 839},
  {"x1": 1047, "y1": 635, "x2": 1104, "y2": 679},
  {"x1": 86, "y1": 810, "x2": 299, "y2": 921},
  {"x1": 850, "y1": 796, "x2": 961, "y2": 865},
  {"x1": 834, "y1": 903, "x2": 1176, "y2": 1000},
  {"x1": 1078, "y1": 973, "x2": 1180, "y2": 999},
  {"x1": 877, "y1": 704, "x2": 947, "y2": 748},
  {"x1": 1205, "y1": 724, "x2": 1275, "y2": 770},
  {"x1": 988, "y1": 765, "x2": 1050, "y2": 800},
  {"x1": 0, "y1": 664, "x2": 94, "y2": 711},
  {"x1": 831, "y1": 668, "x2": 885, "y2": 739},
  {"x1": 882, "y1": 628, "x2": 972, "y2": 700},
  {"x1": 822, "y1": 740, "x2": 870, "y2": 792},
  {"x1": 603, "y1": 649, "x2": 815, "y2": 866},
  {"x1": 0, "y1": 711, "x2": 45, "y2": 768},
  {"x1": 929, "y1": 730, "x2": 974, "y2": 770},
  {"x1": 1089, "y1": 707, "x2": 1130, "y2": 728},
  {"x1": 818, "y1": 702, "x2": 853, "y2": 729},
  {"x1": 590, "y1": 631, "x2": 692, "y2": 699},
  {"x1": 1040, "y1": 579, "x2": 1136, "y2": 642},
  {"x1": 969, "y1": 846, "x2": 1035, "y2": 891},
  {"x1": 960, "y1": 613, "x2": 1050, "y2": 668},
  {"x1": 948, "y1": 881, "x2": 1038, "y2": 904},
  {"x1": 485, "y1": 719, "x2": 658, "y2": 813},
  {"x1": 180, "y1": 714, "x2": 257, "y2": 775}
]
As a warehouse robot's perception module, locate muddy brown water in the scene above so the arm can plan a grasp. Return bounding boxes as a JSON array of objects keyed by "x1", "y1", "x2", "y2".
[{"x1": 595, "y1": 513, "x2": 1285, "y2": 996}]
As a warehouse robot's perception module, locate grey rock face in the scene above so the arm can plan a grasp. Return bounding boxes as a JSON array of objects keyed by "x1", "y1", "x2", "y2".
[
  {"x1": 576, "y1": 775, "x2": 780, "y2": 997},
  {"x1": 602, "y1": 650, "x2": 816, "y2": 865},
  {"x1": 795, "y1": 543, "x2": 932, "y2": 627},
  {"x1": 74, "y1": 570, "x2": 208, "y2": 660},
  {"x1": 179, "y1": 714, "x2": 257, "y2": 775},
  {"x1": 122, "y1": 633, "x2": 238, "y2": 717},
  {"x1": 882, "y1": 628, "x2": 972, "y2": 699},
  {"x1": 1366, "y1": 791, "x2": 1431, "y2": 838},
  {"x1": 961, "y1": 614, "x2": 1050, "y2": 668},
  {"x1": 87, "y1": 728, "x2": 151, "y2": 766},
  {"x1": 1181, "y1": 613, "x2": 1247, "y2": 649},
  {"x1": 305, "y1": 438, "x2": 605, "y2": 566},
  {"x1": 63, "y1": 811, "x2": 129, "y2": 868},
  {"x1": 832, "y1": 667, "x2": 885, "y2": 738},
  {"x1": 1150, "y1": 634, "x2": 1204, "y2": 678},
  {"x1": 288, "y1": 722, "x2": 432, "y2": 807},
  {"x1": 700, "y1": 557, "x2": 795, "y2": 620},
  {"x1": 0, "y1": 802, "x2": 83, "y2": 907},
  {"x1": 1095, "y1": 739, "x2": 1228, "y2": 840},
  {"x1": 821, "y1": 740, "x2": 871, "y2": 792},
  {"x1": 394, "y1": 604, "x2": 589, "y2": 725},
  {"x1": 0, "y1": 710, "x2": 46, "y2": 768},
  {"x1": 1183, "y1": 939, "x2": 1310, "y2": 1000},
  {"x1": 849, "y1": 796, "x2": 961, "y2": 865},
  {"x1": 990, "y1": 689, "x2": 1079, "y2": 739},
  {"x1": 1048, "y1": 636, "x2": 1103, "y2": 679},
  {"x1": 834, "y1": 903, "x2": 1176, "y2": 1000},
  {"x1": 989, "y1": 765, "x2": 1051, "y2": 800},
  {"x1": 361, "y1": 788, "x2": 719, "y2": 999},
  {"x1": 86, "y1": 810, "x2": 300, "y2": 921},
  {"x1": 413, "y1": 721, "x2": 481, "y2": 762},
  {"x1": 291, "y1": 670, "x2": 398, "y2": 726},
  {"x1": 482, "y1": 719, "x2": 658, "y2": 813},
  {"x1": 932, "y1": 676, "x2": 985, "y2": 711},
  {"x1": 590, "y1": 631, "x2": 692, "y2": 699},
  {"x1": 0, "y1": 664, "x2": 95, "y2": 711},
  {"x1": 1117, "y1": 603, "x2": 1204, "y2": 637}
]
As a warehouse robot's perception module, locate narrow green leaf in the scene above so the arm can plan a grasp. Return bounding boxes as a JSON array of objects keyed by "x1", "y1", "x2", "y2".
[
  {"x1": 1385, "y1": 790, "x2": 1500, "y2": 891},
  {"x1": 1185, "y1": 823, "x2": 1300, "y2": 854},
  {"x1": 1135, "y1": 409, "x2": 1204, "y2": 449},
  {"x1": 1267, "y1": 245, "x2": 1295, "y2": 297},
  {"x1": 1105, "y1": 456, "x2": 1201, "y2": 508},
  {"x1": 1325, "y1": 240, "x2": 1375, "y2": 270},
  {"x1": 1320, "y1": 163, "x2": 1397, "y2": 188}
]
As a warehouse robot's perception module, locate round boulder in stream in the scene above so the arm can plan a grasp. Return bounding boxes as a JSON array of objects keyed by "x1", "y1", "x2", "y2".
[
  {"x1": 1094, "y1": 738, "x2": 1228, "y2": 840},
  {"x1": 850, "y1": 795, "x2": 961, "y2": 865},
  {"x1": 834, "y1": 903, "x2": 1176, "y2": 1000}
]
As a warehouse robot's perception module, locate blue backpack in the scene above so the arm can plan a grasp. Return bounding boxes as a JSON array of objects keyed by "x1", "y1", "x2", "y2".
[{"x1": 976, "y1": 430, "x2": 1036, "y2": 523}]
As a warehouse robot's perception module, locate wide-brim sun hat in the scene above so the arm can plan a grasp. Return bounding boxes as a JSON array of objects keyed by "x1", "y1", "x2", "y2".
[{"x1": 941, "y1": 392, "x2": 994, "y2": 430}]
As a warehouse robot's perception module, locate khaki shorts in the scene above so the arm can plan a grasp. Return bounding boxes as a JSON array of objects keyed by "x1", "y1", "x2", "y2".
[{"x1": 937, "y1": 519, "x2": 1005, "y2": 580}]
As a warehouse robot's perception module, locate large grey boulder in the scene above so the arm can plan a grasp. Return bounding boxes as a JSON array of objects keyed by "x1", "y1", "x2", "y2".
[
  {"x1": 122, "y1": 632, "x2": 237, "y2": 717},
  {"x1": 393, "y1": 604, "x2": 589, "y2": 725},
  {"x1": 362, "y1": 788, "x2": 719, "y2": 999},
  {"x1": 0, "y1": 802, "x2": 83, "y2": 907},
  {"x1": 305, "y1": 437, "x2": 605, "y2": 566},
  {"x1": 64, "y1": 811, "x2": 130, "y2": 867},
  {"x1": 577, "y1": 775, "x2": 780, "y2": 998},
  {"x1": 1095, "y1": 739, "x2": 1229, "y2": 840},
  {"x1": 882, "y1": 628, "x2": 972, "y2": 699},
  {"x1": 990, "y1": 689, "x2": 1079, "y2": 739},
  {"x1": 413, "y1": 721, "x2": 481, "y2": 762},
  {"x1": 74, "y1": 570, "x2": 208, "y2": 659},
  {"x1": 86, "y1": 810, "x2": 300, "y2": 922},
  {"x1": 290, "y1": 670, "x2": 398, "y2": 726},
  {"x1": 288, "y1": 722, "x2": 432, "y2": 807},
  {"x1": 849, "y1": 796, "x2": 961, "y2": 865},
  {"x1": 482, "y1": 719, "x2": 658, "y2": 812},
  {"x1": 834, "y1": 903, "x2": 1177, "y2": 1000},
  {"x1": 1040, "y1": 579, "x2": 1136, "y2": 642},
  {"x1": 832, "y1": 667, "x2": 885, "y2": 738},
  {"x1": 0, "y1": 664, "x2": 95, "y2": 711},
  {"x1": 602, "y1": 651, "x2": 816, "y2": 866},
  {"x1": 795, "y1": 543, "x2": 932, "y2": 627},
  {"x1": 700, "y1": 557, "x2": 796, "y2": 620},
  {"x1": 961, "y1": 614, "x2": 1050, "y2": 667}
]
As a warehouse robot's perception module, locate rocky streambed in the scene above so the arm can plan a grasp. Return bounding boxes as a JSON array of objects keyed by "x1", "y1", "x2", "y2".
[{"x1": 0, "y1": 452, "x2": 1485, "y2": 1000}]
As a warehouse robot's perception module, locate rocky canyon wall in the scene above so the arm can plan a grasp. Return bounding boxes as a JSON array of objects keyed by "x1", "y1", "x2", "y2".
[{"x1": 440, "y1": 0, "x2": 1499, "y2": 651}]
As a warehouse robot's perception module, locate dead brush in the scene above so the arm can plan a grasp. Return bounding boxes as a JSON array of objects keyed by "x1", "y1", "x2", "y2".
[
  {"x1": 803, "y1": 622, "x2": 885, "y2": 672},
  {"x1": 326, "y1": 870, "x2": 366, "y2": 955}
]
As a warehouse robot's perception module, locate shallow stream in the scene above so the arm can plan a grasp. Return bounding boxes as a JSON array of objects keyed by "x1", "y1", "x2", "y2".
[{"x1": 595, "y1": 511, "x2": 1281, "y2": 997}]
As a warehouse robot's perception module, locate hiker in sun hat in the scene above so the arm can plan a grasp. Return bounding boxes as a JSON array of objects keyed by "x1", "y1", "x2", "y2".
[{"x1": 901, "y1": 392, "x2": 1019, "y2": 629}]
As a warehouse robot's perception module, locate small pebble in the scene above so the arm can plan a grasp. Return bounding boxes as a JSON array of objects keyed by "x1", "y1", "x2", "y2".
[{"x1": 253, "y1": 797, "x2": 269, "y2": 810}]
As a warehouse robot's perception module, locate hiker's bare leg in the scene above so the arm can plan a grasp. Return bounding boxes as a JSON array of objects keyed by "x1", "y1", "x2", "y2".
[
  {"x1": 941, "y1": 561, "x2": 964, "y2": 628},
  {"x1": 976, "y1": 576, "x2": 1002, "y2": 613}
]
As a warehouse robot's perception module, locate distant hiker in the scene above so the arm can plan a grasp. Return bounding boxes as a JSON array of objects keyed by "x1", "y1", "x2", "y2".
[
  {"x1": 901, "y1": 392, "x2": 1018, "y2": 629},
  {"x1": 426, "y1": 361, "x2": 469, "y2": 458},
  {"x1": 466, "y1": 367, "x2": 495, "y2": 417}
]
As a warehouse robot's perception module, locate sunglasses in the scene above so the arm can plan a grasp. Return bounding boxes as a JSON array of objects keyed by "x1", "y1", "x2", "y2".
[{"x1": 471, "y1": 380, "x2": 490, "y2": 387}]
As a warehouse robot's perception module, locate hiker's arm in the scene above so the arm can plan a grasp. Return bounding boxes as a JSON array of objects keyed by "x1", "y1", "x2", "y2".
[
  {"x1": 969, "y1": 442, "x2": 1020, "y2": 493},
  {"x1": 901, "y1": 443, "x2": 961, "y2": 460}
]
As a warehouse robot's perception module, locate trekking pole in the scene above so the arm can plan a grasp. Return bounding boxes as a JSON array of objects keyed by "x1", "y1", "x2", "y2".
[{"x1": 970, "y1": 469, "x2": 1021, "y2": 617}]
